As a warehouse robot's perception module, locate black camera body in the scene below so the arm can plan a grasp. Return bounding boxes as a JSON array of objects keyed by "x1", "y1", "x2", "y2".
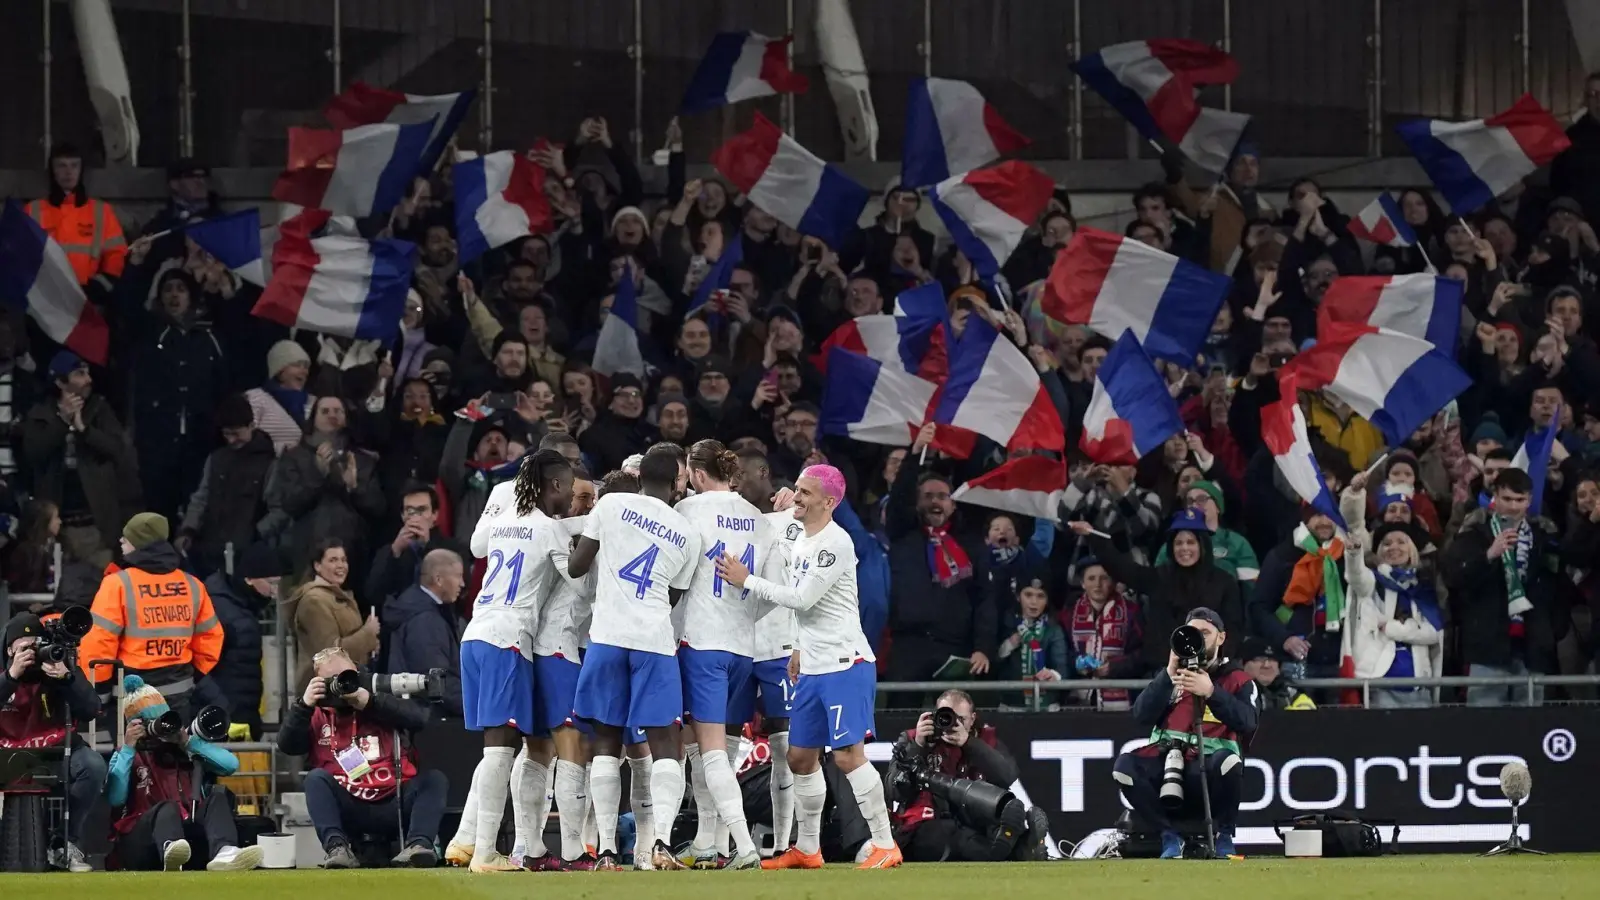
[
  {"x1": 891, "y1": 712, "x2": 1015, "y2": 826},
  {"x1": 35, "y1": 607, "x2": 92, "y2": 666},
  {"x1": 317, "y1": 669, "x2": 362, "y2": 706}
]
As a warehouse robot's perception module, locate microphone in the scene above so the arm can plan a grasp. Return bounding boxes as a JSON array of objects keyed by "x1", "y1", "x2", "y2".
[{"x1": 1499, "y1": 761, "x2": 1531, "y2": 804}]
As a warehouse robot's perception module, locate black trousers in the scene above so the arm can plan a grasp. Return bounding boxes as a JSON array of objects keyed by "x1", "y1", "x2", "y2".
[
  {"x1": 898, "y1": 793, "x2": 1028, "y2": 863},
  {"x1": 116, "y1": 786, "x2": 240, "y2": 871},
  {"x1": 1112, "y1": 751, "x2": 1241, "y2": 834},
  {"x1": 302, "y1": 767, "x2": 448, "y2": 850}
]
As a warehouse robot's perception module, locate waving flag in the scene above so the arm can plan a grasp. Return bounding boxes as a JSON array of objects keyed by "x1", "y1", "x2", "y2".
[
  {"x1": 933, "y1": 316, "x2": 1062, "y2": 451},
  {"x1": 253, "y1": 229, "x2": 415, "y2": 341},
  {"x1": 894, "y1": 282, "x2": 947, "y2": 320},
  {"x1": 1071, "y1": 39, "x2": 1250, "y2": 174},
  {"x1": 1317, "y1": 273, "x2": 1462, "y2": 351},
  {"x1": 931, "y1": 161, "x2": 1056, "y2": 280},
  {"x1": 272, "y1": 123, "x2": 435, "y2": 218},
  {"x1": 1511, "y1": 407, "x2": 1561, "y2": 517},
  {"x1": 323, "y1": 83, "x2": 475, "y2": 173},
  {"x1": 593, "y1": 263, "x2": 646, "y2": 379},
  {"x1": 186, "y1": 209, "x2": 265, "y2": 287},
  {"x1": 817, "y1": 314, "x2": 946, "y2": 383},
  {"x1": 1286, "y1": 323, "x2": 1472, "y2": 447},
  {"x1": 712, "y1": 113, "x2": 869, "y2": 248},
  {"x1": 1044, "y1": 225, "x2": 1229, "y2": 365},
  {"x1": 1261, "y1": 371, "x2": 1346, "y2": 531},
  {"x1": 902, "y1": 78, "x2": 1030, "y2": 188},
  {"x1": 681, "y1": 32, "x2": 809, "y2": 114},
  {"x1": 1079, "y1": 331, "x2": 1183, "y2": 465},
  {"x1": 1397, "y1": 94, "x2": 1571, "y2": 214},
  {"x1": 1347, "y1": 193, "x2": 1417, "y2": 248},
  {"x1": 820, "y1": 347, "x2": 939, "y2": 446},
  {"x1": 689, "y1": 235, "x2": 744, "y2": 319},
  {"x1": 0, "y1": 201, "x2": 109, "y2": 364},
  {"x1": 952, "y1": 455, "x2": 1065, "y2": 522},
  {"x1": 453, "y1": 150, "x2": 553, "y2": 264}
]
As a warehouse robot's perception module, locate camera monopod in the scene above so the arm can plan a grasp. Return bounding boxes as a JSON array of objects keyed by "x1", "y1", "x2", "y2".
[{"x1": 1189, "y1": 690, "x2": 1216, "y2": 859}]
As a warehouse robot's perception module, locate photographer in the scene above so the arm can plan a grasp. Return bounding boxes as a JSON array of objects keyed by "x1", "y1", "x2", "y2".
[
  {"x1": 1111, "y1": 608, "x2": 1258, "y2": 859},
  {"x1": 886, "y1": 690, "x2": 1050, "y2": 862},
  {"x1": 0, "y1": 612, "x2": 105, "y2": 871},
  {"x1": 277, "y1": 647, "x2": 445, "y2": 869}
]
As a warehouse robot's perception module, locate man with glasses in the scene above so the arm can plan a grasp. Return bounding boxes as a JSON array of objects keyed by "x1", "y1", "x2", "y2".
[
  {"x1": 579, "y1": 373, "x2": 656, "y2": 474},
  {"x1": 1155, "y1": 480, "x2": 1260, "y2": 605},
  {"x1": 367, "y1": 484, "x2": 468, "y2": 637},
  {"x1": 687, "y1": 357, "x2": 755, "y2": 443}
]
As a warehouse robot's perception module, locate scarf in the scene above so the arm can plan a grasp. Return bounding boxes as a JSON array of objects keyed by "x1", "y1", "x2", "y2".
[
  {"x1": 262, "y1": 379, "x2": 308, "y2": 427},
  {"x1": 1491, "y1": 514, "x2": 1535, "y2": 627},
  {"x1": 1280, "y1": 525, "x2": 1345, "y2": 632},
  {"x1": 924, "y1": 524, "x2": 972, "y2": 588},
  {"x1": 1374, "y1": 565, "x2": 1444, "y2": 631},
  {"x1": 1016, "y1": 616, "x2": 1049, "y2": 679},
  {"x1": 399, "y1": 408, "x2": 445, "y2": 427},
  {"x1": 990, "y1": 544, "x2": 1023, "y2": 568},
  {"x1": 1068, "y1": 594, "x2": 1130, "y2": 707},
  {"x1": 466, "y1": 455, "x2": 522, "y2": 492}
]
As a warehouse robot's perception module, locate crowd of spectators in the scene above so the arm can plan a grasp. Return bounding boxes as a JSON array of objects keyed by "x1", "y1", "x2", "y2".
[{"x1": 2, "y1": 73, "x2": 1598, "y2": 715}]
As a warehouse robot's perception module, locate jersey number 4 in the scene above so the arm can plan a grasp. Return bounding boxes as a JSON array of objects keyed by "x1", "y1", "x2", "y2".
[
  {"x1": 477, "y1": 549, "x2": 525, "y2": 606},
  {"x1": 619, "y1": 545, "x2": 660, "y2": 600},
  {"x1": 704, "y1": 541, "x2": 756, "y2": 598}
]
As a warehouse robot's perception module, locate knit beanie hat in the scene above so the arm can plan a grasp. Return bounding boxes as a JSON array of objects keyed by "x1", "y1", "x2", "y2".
[
  {"x1": 1188, "y1": 479, "x2": 1225, "y2": 513},
  {"x1": 123, "y1": 512, "x2": 170, "y2": 551},
  {"x1": 1371, "y1": 521, "x2": 1426, "y2": 565},
  {"x1": 1470, "y1": 412, "x2": 1509, "y2": 448},
  {"x1": 120, "y1": 675, "x2": 171, "y2": 721},
  {"x1": 266, "y1": 339, "x2": 311, "y2": 379},
  {"x1": 611, "y1": 206, "x2": 650, "y2": 237},
  {"x1": 3, "y1": 612, "x2": 43, "y2": 649}
]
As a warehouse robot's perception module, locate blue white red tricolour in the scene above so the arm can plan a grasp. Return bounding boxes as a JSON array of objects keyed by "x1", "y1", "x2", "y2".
[
  {"x1": 819, "y1": 347, "x2": 939, "y2": 446},
  {"x1": 689, "y1": 235, "x2": 744, "y2": 319},
  {"x1": 253, "y1": 227, "x2": 416, "y2": 341},
  {"x1": 1317, "y1": 273, "x2": 1462, "y2": 351},
  {"x1": 933, "y1": 316, "x2": 1062, "y2": 451},
  {"x1": 901, "y1": 78, "x2": 1031, "y2": 188},
  {"x1": 186, "y1": 209, "x2": 265, "y2": 287},
  {"x1": 1346, "y1": 193, "x2": 1417, "y2": 248},
  {"x1": 951, "y1": 455, "x2": 1066, "y2": 522},
  {"x1": 0, "y1": 200, "x2": 110, "y2": 365},
  {"x1": 1260, "y1": 370, "x2": 1346, "y2": 531},
  {"x1": 1044, "y1": 225, "x2": 1230, "y2": 365},
  {"x1": 712, "y1": 113, "x2": 870, "y2": 248},
  {"x1": 893, "y1": 282, "x2": 948, "y2": 321},
  {"x1": 592, "y1": 263, "x2": 646, "y2": 379},
  {"x1": 931, "y1": 161, "x2": 1056, "y2": 280},
  {"x1": 453, "y1": 150, "x2": 554, "y2": 264},
  {"x1": 272, "y1": 123, "x2": 436, "y2": 218},
  {"x1": 323, "y1": 82, "x2": 475, "y2": 174},
  {"x1": 1396, "y1": 94, "x2": 1571, "y2": 214},
  {"x1": 1285, "y1": 322, "x2": 1472, "y2": 447},
  {"x1": 680, "y1": 32, "x2": 809, "y2": 114},
  {"x1": 816, "y1": 314, "x2": 946, "y2": 383},
  {"x1": 1070, "y1": 39, "x2": 1250, "y2": 174},
  {"x1": 1078, "y1": 331, "x2": 1183, "y2": 465},
  {"x1": 1511, "y1": 405, "x2": 1560, "y2": 517}
]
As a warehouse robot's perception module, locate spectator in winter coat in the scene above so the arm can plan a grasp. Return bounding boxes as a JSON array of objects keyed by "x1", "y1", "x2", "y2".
[
  {"x1": 840, "y1": 185, "x2": 936, "y2": 279},
  {"x1": 287, "y1": 538, "x2": 377, "y2": 691},
  {"x1": 995, "y1": 569, "x2": 1069, "y2": 710},
  {"x1": 246, "y1": 340, "x2": 315, "y2": 454},
  {"x1": 178, "y1": 394, "x2": 276, "y2": 577},
  {"x1": 579, "y1": 373, "x2": 657, "y2": 475},
  {"x1": 202, "y1": 542, "x2": 284, "y2": 738},
  {"x1": 2, "y1": 498, "x2": 59, "y2": 595},
  {"x1": 1059, "y1": 461, "x2": 1165, "y2": 569},
  {"x1": 440, "y1": 413, "x2": 533, "y2": 542},
  {"x1": 1252, "y1": 504, "x2": 1350, "y2": 685},
  {"x1": 138, "y1": 157, "x2": 226, "y2": 267},
  {"x1": 373, "y1": 377, "x2": 449, "y2": 517},
  {"x1": 982, "y1": 510, "x2": 1055, "y2": 622},
  {"x1": 383, "y1": 548, "x2": 465, "y2": 716},
  {"x1": 366, "y1": 484, "x2": 467, "y2": 634},
  {"x1": 265, "y1": 396, "x2": 386, "y2": 582},
  {"x1": 1239, "y1": 637, "x2": 1316, "y2": 710},
  {"x1": 1156, "y1": 480, "x2": 1260, "y2": 606},
  {"x1": 1165, "y1": 142, "x2": 1276, "y2": 273},
  {"x1": 1060, "y1": 559, "x2": 1147, "y2": 712}
]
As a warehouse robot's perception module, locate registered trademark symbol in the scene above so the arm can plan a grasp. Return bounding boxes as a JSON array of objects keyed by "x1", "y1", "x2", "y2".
[{"x1": 1543, "y1": 729, "x2": 1576, "y2": 762}]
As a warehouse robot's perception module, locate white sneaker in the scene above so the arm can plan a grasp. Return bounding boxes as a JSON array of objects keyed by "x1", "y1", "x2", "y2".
[
  {"x1": 162, "y1": 839, "x2": 192, "y2": 872},
  {"x1": 50, "y1": 842, "x2": 94, "y2": 873},
  {"x1": 206, "y1": 844, "x2": 264, "y2": 871}
]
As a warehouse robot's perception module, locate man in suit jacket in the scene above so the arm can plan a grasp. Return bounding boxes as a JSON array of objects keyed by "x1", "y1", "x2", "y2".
[{"x1": 383, "y1": 549, "x2": 465, "y2": 716}]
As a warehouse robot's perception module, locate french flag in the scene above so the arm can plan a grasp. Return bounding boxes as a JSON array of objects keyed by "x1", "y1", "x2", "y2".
[
  {"x1": 712, "y1": 113, "x2": 870, "y2": 248},
  {"x1": 894, "y1": 282, "x2": 947, "y2": 321},
  {"x1": 951, "y1": 455, "x2": 1066, "y2": 522},
  {"x1": 1261, "y1": 370, "x2": 1346, "y2": 531},
  {"x1": 681, "y1": 32, "x2": 809, "y2": 114},
  {"x1": 253, "y1": 227, "x2": 416, "y2": 341},
  {"x1": 1285, "y1": 323, "x2": 1472, "y2": 447},
  {"x1": 1396, "y1": 94, "x2": 1572, "y2": 214},
  {"x1": 1044, "y1": 225, "x2": 1230, "y2": 365},
  {"x1": 933, "y1": 315, "x2": 1062, "y2": 451},
  {"x1": 1346, "y1": 193, "x2": 1417, "y2": 248},
  {"x1": 1079, "y1": 331, "x2": 1183, "y2": 465},
  {"x1": 689, "y1": 235, "x2": 744, "y2": 316},
  {"x1": 1317, "y1": 273, "x2": 1462, "y2": 350},
  {"x1": 817, "y1": 314, "x2": 946, "y2": 383},
  {"x1": 0, "y1": 200, "x2": 109, "y2": 365},
  {"x1": 323, "y1": 82, "x2": 475, "y2": 173},
  {"x1": 186, "y1": 209, "x2": 265, "y2": 288},
  {"x1": 593, "y1": 263, "x2": 646, "y2": 379},
  {"x1": 272, "y1": 123, "x2": 435, "y2": 218},
  {"x1": 1071, "y1": 39, "x2": 1250, "y2": 174},
  {"x1": 820, "y1": 347, "x2": 938, "y2": 446},
  {"x1": 1511, "y1": 407, "x2": 1560, "y2": 517},
  {"x1": 453, "y1": 150, "x2": 554, "y2": 264},
  {"x1": 901, "y1": 78, "x2": 1031, "y2": 188},
  {"x1": 931, "y1": 161, "x2": 1057, "y2": 280}
]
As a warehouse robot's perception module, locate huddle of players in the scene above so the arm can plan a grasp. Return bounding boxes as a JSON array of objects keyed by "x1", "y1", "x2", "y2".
[{"x1": 440, "y1": 439, "x2": 903, "y2": 873}]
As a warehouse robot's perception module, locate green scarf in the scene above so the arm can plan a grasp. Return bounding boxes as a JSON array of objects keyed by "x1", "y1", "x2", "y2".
[
  {"x1": 1017, "y1": 617, "x2": 1049, "y2": 679},
  {"x1": 1276, "y1": 527, "x2": 1346, "y2": 632},
  {"x1": 1490, "y1": 514, "x2": 1534, "y2": 617}
]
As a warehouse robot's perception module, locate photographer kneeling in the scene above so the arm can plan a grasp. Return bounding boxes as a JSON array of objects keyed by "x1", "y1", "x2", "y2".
[
  {"x1": 1112, "y1": 608, "x2": 1258, "y2": 859},
  {"x1": 277, "y1": 647, "x2": 445, "y2": 869},
  {"x1": 0, "y1": 611, "x2": 104, "y2": 871},
  {"x1": 886, "y1": 689, "x2": 1050, "y2": 861}
]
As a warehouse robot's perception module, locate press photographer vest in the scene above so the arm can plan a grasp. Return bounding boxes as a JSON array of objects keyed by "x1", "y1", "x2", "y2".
[
  {"x1": 892, "y1": 724, "x2": 999, "y2": 832},
  {"x1": 307, "y1": 706, "x2": 417, "y2": 802},
  {"x1": 113, "y1": 747, "x2": 197, "y2": 835},
  {"x1": 1136, "y1": 664, "x2": 1254, "y2": 758},
  {"x1": 0, "y1": 682, "x2": 68, "y2": 749}
]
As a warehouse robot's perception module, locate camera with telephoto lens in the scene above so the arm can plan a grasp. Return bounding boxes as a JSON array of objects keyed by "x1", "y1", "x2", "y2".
[
  {"x1": 317, "y1": 669, "x2": 362, "y2": 706},
  {"x1": 369, "y1": 669, "x2": 446, "y2": 701},
  {"x1": 36, "y1": 606, "x2": 92, "y2": 665},
  {"x1": 1171, "y1": 624, "x2": 1205, "y2": 673},
  {"x1": 891, "y1": 711, "x2": 1016, "y2": 827},
  {"x1": 148, "y1": 704, "x2": 232, "y2": 742}
]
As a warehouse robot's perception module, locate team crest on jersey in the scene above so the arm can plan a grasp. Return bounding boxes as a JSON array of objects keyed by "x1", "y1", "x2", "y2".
[
  {"x1": 484, "y1": 503, "x2": 504, "y2": 517},
  {"x1": 817, "y1": 550, "x2": 836, "y2": 567},
  {"x1": 786, "y1": 523, "x2": 802, "y2": 540}
]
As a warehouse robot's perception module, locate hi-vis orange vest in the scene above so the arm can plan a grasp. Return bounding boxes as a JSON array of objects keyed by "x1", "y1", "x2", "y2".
[
  {"x1": 25, "y1": 196, "x2": 127, "y2": 285},
  {"x1": 79, "y1": 565, "x2": 223, "y2": 685}
]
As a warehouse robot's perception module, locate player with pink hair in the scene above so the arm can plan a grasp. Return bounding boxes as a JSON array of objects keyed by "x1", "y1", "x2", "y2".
[{"x1": 716, "y1": 464, "x2": 902, "y2": 869}]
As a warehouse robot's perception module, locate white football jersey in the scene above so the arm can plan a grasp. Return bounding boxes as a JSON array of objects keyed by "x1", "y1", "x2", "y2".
[
  {"x1": 674, "y1": 492, "x2": 783, "y2": 657},
  {"x1": 532, "y1": 515, "x2": 595, "y2": 660},
  {"x1": 743, "y1": 520, "x2": 874, "y2": 675},
  {"x1": 462, "y1": 484, "x2": 568, "y2": 661},
  {"x1": 582, "y1": 492, "x2": 700, "y2": 656},
  {"x1": 752, "y1": 511, "x2": 803, "y2": 661}
]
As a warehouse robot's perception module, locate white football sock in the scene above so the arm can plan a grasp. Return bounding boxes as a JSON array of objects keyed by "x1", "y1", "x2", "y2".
[
  {"x1": 768, "y1": 731, "x2": 794, "y2": 851},
  {"x1": 471, "y1": 746, "x2": 516, "y2": 860},
  {"x1": 532, "y1": 760, "x2": 554, "y2": 856},
  {"x1": 513, "y1": 754, "x2": 550, "y2": 856},
  {"x1": 554, "y1": 759, "x2": 588, "y2": 861},
  {"x1": 731, "y1": 735, "x2": 754, "y2": 770},
  {"x1": 582, "y1": 763, "x2": 597, "y2": 849},
  {"x1": 685, "y1": 743, "x2": 718, "y2": 850},
  {"x1": 450, "y1": 761, "x2": 482, "y2": 847},
  {"x1": 846, "y1": 763, "x2": 895, "y2": 850},
  {"x1": 628, "y1": 754, "x2": 655, "y2": 854},
  {"x1": 589, "y1": 755, "x2": 622, "y2": 855},
  {"x1": 793, "y1": 769, "x2": 827, "y2": 855},
  {"x1": 650, "y1": 758, "x2": 686, "y2": 850},
  {"x1": 510, "y1": 750, "x2": 532, "y2": 856},
  {"x1": 701, "y1": 749, "x2": 756, "y2": 856}
]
